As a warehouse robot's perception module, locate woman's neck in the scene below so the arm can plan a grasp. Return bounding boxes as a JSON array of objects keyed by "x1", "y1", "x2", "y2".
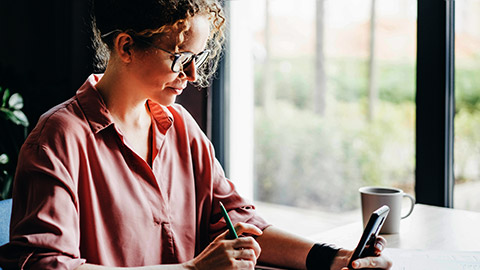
[
  {"x1": 96, "y1": 68, "x2": 153, "y2": 163},
  {"x1": 96, "y1": 68, "x2": 150, "y2": 129}
]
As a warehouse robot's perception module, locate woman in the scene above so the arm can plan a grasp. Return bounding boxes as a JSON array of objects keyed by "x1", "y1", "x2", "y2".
[{"x1": 0, "y1": 0, "x2": 392, "y2": 269}]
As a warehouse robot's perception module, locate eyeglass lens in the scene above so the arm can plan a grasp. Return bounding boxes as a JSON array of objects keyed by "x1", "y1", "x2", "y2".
[{"x1": 172, "y1": 50, "x2": 210, "y2": 73}]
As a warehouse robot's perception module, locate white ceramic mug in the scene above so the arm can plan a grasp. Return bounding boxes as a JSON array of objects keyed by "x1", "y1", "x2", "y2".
[{"x1": 359, "y1": 186, "x2": 415, "y2": 234}]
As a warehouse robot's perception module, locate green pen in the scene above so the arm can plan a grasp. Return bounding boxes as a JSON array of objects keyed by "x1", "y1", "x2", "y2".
[{"x1": 219, "y1": 201, "x2": 238, "y2": 239}]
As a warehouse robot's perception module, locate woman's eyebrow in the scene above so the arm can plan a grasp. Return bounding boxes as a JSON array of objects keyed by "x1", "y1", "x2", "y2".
[
  {"x1": 177, "y1": 44, "x2": 206, "y2": 54},
  {"x1": 176, "y1": 47, "x2": 198, "y2": 54},
  {"x1": 178, "y1": 50, "x2": 195, "y2": 54}
]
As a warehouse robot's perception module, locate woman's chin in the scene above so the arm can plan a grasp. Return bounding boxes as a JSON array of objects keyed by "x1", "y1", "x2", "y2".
[{"x1": 153, "y1": 96, "x2": 178, "y2": 107}]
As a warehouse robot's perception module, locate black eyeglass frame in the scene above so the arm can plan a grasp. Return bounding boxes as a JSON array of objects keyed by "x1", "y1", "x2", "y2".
[
  {"x1": 100, "y1": 29, "x2": 210, "y2": 73},
  {"x1": 138, "y1": 39, "x2": 211, "y2": 73}
]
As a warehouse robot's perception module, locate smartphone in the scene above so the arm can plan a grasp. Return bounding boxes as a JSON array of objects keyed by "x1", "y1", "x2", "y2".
[{"x1": 348, "y1": 205, "x2": 390, "y2": 269}]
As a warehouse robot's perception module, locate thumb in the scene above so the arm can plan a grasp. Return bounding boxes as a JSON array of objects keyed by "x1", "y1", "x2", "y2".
[{"x1": 214, "y1": 228, "x2": 233, "y2": 241}]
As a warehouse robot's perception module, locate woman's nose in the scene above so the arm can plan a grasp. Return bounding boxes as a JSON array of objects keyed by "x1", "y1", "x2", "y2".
[{"x1": 180, "y1": 61, "x2": 197, "y2": 82}]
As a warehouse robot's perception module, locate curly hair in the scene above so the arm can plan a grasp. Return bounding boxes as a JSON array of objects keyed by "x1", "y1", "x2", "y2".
[{"x1": 92, "y1": 0, "x2": 225, "y2": 88}]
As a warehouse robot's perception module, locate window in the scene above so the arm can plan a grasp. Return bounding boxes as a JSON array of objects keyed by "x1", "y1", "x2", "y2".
[
  {"x1": 225, "y1": 0, "x2": 417, "y2": 223},
  {"x1": 454, "y1": 0, "x2": 480, "y2": 211}
]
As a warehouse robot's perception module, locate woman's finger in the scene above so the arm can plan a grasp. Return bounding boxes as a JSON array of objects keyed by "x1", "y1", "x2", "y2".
[
  {"x1": 233, "y1": 248, "x2": 257, "y2": 262},
  {"x1": 233, "y1": 259, "x2": 255, "y2": 269},
  {"x1": 215, "y1": 228, "x2": 232, "y2": 241},
  {"x1": 234, "y1": 222, "x2": 263, "y2": 237},
  {"x1": 216, "y1": 222, "x2": 262, "y2": 242},
  {"x1": 373, "y1": 236, "x2": 387, "y2": 255},
  {"x1": 232, "y1": 236, "x2": 262, "y2": 258},
  {"x1": 351, "y1": 254, "x2": 393, "y2": 269},
  {"x1": 375, "y1": 236, "x2": 387, "y2": 248}
]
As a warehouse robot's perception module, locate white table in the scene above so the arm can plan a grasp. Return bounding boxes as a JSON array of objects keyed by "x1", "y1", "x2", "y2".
[{"x1": 310, "y1": 204, "x2": 480, "y2": 251}]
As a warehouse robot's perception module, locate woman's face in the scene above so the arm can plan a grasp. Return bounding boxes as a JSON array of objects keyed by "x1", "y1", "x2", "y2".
[{"x1": 129, "y1": 15, "x2": 211, "y2": 106}]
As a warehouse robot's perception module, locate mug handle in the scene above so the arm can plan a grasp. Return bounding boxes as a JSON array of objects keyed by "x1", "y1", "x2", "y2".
[{"x1": 401, "y1": 193, "x2": 416, "y2": 219}]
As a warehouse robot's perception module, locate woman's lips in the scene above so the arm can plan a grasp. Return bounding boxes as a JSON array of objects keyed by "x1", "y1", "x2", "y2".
[{"x1": 168, "y1": 86, "x2": 184, "y2": 95}]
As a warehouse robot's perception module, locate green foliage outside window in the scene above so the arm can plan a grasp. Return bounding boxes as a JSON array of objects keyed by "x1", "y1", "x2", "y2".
[
  {"x1": 254, "y1": 100, "x2": 415, "y2": 211},
  {"x1": 253, "y1": 56, "x2": 480, "y2": 211}
]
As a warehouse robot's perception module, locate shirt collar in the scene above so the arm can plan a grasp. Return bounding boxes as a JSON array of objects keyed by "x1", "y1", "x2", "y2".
[
  {"x1": 77, "y1": 74, "x2": 174, "y2": 134},
  {"x1": 76, "y1": 74, "x2": 113, "y2": 133},
  {"x1": 146, "y1": 100, "x2": 174, "y2": 135}
]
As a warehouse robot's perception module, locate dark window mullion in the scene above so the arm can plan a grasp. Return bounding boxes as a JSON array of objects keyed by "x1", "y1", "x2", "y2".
[
  {"x1": 416, "y1": 0, "x2": 455, "y2": 207},
  {"x1": 444, "y1": 0, "x2": 455, "y2": 207}
]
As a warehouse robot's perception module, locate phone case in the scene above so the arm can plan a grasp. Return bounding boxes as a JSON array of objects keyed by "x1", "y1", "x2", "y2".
[{"x1": 348, "y1": 205, "x2": 390, "y2": 269}]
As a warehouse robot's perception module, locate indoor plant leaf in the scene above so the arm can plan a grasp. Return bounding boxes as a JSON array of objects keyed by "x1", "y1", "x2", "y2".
[
  {"x1": 0, "y1": 109, "x2": 19, "y2": 124},
  {"x1": 12, "y1": 110, "x2": 29, "y2": 127},
  {"x1": 0, "y1": 153, "x2": 8, "y2": 165},
  {"x1": 1, "y1": 88, "x2": 10, "y2": 108},
  {"x1": 8, "y1": 93, "x2": 24, "y2": 110}
]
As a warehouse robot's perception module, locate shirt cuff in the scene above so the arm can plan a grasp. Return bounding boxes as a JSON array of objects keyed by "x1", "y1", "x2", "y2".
[{"x1": 20, "y1": 251, "x2": 86, "y2": 270}]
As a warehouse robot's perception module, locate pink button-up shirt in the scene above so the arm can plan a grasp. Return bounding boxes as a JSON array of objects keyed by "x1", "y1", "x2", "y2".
[{"x1": 0, "y1": 74, "x2": 269, "y2": 269}]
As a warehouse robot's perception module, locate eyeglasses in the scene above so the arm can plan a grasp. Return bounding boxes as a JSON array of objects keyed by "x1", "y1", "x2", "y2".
[
  {"x1": 139, "y1": 39, "x2": 211, "y2": 73},
  {"x1": 100, "y1": 30, "x2": 211, "y2": 73}
]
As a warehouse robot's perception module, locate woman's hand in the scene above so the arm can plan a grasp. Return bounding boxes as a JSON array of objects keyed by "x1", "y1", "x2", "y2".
[
  {"x1": 333, "y1": 236, "x2": 393, "y2": 270},
  {"x1": 184, "y1": 222, "x2": 263, "y2": 270}
]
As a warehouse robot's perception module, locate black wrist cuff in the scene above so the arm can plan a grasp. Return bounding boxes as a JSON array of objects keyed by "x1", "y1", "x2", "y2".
[{"x1": 306, "y1": 243, "x2": 340, "y2": 270}]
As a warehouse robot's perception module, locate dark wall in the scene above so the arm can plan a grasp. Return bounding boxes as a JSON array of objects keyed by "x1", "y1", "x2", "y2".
[
  {"x1": 0, "y1": 1, "x2": 208, "y2": 132},
  {"x1": 0, "y1": 1, "x2": 94, "y2": 127}
]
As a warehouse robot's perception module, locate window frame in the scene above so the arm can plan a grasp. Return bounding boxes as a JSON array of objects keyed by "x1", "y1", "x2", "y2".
[
  {"x1": 211, "y1": 0, "x2": 457, "y2": 208},
  {"x1": 415, "y1": 0, "x2": 455, "y2": 207}
]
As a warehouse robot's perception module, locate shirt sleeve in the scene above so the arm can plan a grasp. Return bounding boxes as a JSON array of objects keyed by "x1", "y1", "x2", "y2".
[
  {"x1": 208, "y1": 157, "x2": 271, "y2": 239},
  {"x1": 172, "y1": 105, "x2": 271, "y2": 240},
  {"x1": 0, "y1": 142, "x2": 85, "y2": 270}
]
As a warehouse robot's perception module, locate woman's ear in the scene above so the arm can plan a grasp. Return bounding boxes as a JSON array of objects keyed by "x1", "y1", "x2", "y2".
[{"x1": 113, "y1": 33, "x2": 134, "y2": 63}]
